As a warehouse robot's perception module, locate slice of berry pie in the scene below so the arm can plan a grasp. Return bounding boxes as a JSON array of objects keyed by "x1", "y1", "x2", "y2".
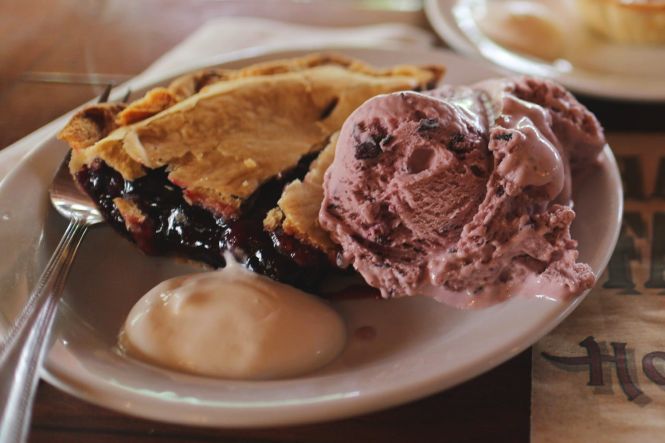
[{"x1": 58, "y1": 53, "x2": 444, "y2": 289}]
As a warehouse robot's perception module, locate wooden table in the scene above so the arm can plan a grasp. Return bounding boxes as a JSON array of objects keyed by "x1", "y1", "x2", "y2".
[{"x1": 1, "y1": 1, "x2": 662, "y2": 442}]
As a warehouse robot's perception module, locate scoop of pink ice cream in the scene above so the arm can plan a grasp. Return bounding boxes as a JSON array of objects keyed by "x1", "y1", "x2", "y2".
[{"x1": 319, "y1": 77, "x2": 605, "y2": 308}]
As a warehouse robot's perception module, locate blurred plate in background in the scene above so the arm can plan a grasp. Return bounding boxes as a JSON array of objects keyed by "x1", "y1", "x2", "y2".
[{"x1": 425, "y1": 0, "x2": 665, "y2": 101}]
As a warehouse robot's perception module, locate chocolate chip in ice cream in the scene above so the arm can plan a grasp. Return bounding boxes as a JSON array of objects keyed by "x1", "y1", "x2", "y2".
[
  {"x1": 418, "y1": 118, "x2": 440, "y2": 132},
  {"x1": 494, "y1": 132, "x2": 513, "y2": 141},
  {"x1": 355, "y1": 140, "x2": 382, "y2": 160}
]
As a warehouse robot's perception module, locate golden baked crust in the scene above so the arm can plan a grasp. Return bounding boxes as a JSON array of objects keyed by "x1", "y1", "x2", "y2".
[
  {"x1": 116, "y1": 87, "x2": 178, "y2": 125},
  {"x1": 264, "y1": 132, "x2": 338, "y2": 258},
  {"x1": 61, "y1": 53, "x2": 444, "y2": 151},
  {"x1": 58, "y1": 103, "x2": 125, "y2": 150},
  {"x1": 61, "y1": 53, "x2": 444, "y2": 219},
  {"x1": 576, "y1": 0, "x2": 665, "y2": 44},
  {"x1": 113, "y1": 197, "x2": 146, "y2": 231}
]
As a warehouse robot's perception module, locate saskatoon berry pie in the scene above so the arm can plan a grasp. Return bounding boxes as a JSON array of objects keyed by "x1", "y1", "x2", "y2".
[{"x1": 58, "y1": 53, "x2": 444, "y2": 289}]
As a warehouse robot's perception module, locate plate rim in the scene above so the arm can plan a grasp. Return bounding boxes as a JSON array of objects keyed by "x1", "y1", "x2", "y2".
[{"x1": 0, "y1": 43, "x2": 623, "y2": 427}]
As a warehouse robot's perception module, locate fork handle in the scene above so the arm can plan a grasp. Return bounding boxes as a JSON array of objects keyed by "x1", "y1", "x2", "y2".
[{"x1": 0, "y1": 219, "x2": 88, "y2": 443}]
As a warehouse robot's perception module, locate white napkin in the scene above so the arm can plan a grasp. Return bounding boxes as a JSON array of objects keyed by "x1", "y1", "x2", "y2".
[
  {"x1": 0, "y1": 17, "x2": 434, "y2": 183},
  {"x1": 145, "y1": 17, "x2": 435, "y2": 75}
]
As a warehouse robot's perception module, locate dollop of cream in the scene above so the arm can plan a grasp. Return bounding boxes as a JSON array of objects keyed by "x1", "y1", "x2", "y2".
[{"x1": 119, "y1": 257, "x2": 346, "y2": 380}]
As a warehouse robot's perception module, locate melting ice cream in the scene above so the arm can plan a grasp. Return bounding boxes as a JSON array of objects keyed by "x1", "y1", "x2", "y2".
[{"x1": 319, "y1": 77, "x2": 605, "y2": 308}]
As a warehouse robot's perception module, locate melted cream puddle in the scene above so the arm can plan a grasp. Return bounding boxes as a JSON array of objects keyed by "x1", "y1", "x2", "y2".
[{"x1": 119, "y1": 256, "x2": 346, "y2": 380}]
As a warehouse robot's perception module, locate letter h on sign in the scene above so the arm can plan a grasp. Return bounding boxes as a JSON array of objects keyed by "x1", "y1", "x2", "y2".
[{"x1": 542, "y1": 336, "x2": 643, "y2": 401}]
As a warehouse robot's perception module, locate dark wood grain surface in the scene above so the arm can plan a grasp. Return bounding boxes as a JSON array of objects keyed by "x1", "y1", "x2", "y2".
[{"x1": 1, "y1": 1, "x2": 663, "y2": 442}]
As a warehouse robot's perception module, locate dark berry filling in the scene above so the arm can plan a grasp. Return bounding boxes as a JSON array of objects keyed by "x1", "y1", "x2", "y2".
[{"x1": 76, "y1": 154, "x2": 331, "y2": 290}]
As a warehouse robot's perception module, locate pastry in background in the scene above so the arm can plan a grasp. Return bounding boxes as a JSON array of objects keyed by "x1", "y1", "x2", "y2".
[
  {"x1": 475, "y1": 2, "x2": 565, "y2": 61},
  {"x1": 576, "y1": 0, "x2": 665, "y2": 44}
]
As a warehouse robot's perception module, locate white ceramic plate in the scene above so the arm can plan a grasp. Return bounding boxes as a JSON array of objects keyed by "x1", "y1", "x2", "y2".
[
  {"x1": 425, "y1": 0, "x2": 665, "y2": 101},
  {"x1": 0, "y1": 46, "x2": 622, "y2": 427}
]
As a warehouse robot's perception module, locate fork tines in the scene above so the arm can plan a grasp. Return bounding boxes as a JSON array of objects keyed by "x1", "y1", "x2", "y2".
[{"x1": 97, "y1": 83, "x2": 113, "y2": 104}]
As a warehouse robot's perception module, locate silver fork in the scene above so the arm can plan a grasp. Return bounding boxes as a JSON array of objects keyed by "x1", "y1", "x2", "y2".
[{"x1": 0, "y1": 85, "x2": 116, "y2": 443}]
